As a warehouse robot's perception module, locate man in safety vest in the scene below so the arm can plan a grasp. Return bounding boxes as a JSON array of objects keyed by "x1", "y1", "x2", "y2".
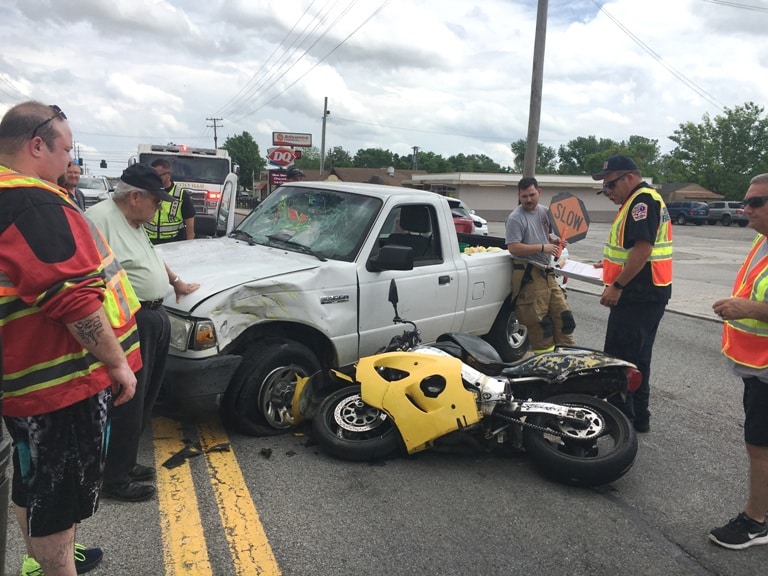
[
  {"x1": 144, "y1": 158, "x2": 195, "y2": 244},
  {"x1": 709, "y1": 174, "x2": 768, "y2": 550},
  {"x1": 592, "y1": 154, "x2": 672, "y2": 434},
  {"x1": 0, "y1": 101, "x2": 140, "y2": 575}
]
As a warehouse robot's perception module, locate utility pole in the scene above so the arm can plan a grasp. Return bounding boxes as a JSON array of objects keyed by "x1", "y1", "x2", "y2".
[
  {"x1": 319, "y1": 97, "x2": 330, "y2": 175},
  {"x1": 207, "y1": 117, "x2": 223, "y2": 149},
  {"x1": 523, "y1": 0, "x2": 548, "y2": 178},
  {"x1": 412, "y1": 146, "x2": 419, "y2": 170}
]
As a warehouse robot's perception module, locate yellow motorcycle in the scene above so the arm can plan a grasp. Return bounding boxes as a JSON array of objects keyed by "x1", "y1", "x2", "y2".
[{"x1": 296, "y1": 280, "x2": 641, "y2": 487}]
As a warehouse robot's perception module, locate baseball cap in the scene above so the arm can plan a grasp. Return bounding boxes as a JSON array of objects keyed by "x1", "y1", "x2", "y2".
[
  {"x1": 591, "y1": 154, "x2": 639, "y2": 180},
  {"x1": 287, "y1": 166, "x2": 305, "y2": 179},
  {"x1": 121, "y1": 164, "x2": 174, "y2": 201}
]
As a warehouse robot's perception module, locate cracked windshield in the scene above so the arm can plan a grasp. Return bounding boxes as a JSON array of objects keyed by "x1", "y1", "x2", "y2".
[{"x1": 236, "y1": 187, "x2": 382, "y2": 261}]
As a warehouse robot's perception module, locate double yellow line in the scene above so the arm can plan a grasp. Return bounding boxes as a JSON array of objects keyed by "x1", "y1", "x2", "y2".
[{"x1": 152, "y1": 416, "x2": 282, "y2": 575}]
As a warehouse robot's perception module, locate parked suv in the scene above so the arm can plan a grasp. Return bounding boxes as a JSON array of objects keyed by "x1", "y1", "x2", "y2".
[
  {"x1": 707, "y1": 200, "x2": 747, "y2": 227},
  {"x1": 78, "y1": 176, "x2": 113, "y2": 210},
  {"x1": 666, "y1": 200, "x2": 709, "y2": 226}
]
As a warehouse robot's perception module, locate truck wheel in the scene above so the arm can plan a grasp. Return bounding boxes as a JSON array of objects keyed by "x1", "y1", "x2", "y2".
[
  {"x1": 739, "y1": 221, "x2": 748, "y2": 227},
  {"x1": 223, "y1": 338, "x2": 321, "y2": 436},
  {"x1": 676, "y1": 214, "x2": 687, "y2": 225},
  {"x1": 483, "y1": 303, "x2": 529, "y2": 362},
  {"x1": 721, "y1": 214, "x2": 732, "y2": 227}
]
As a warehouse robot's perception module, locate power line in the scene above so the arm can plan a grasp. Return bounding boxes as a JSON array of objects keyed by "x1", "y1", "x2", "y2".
[
  {"x1": 591, "y1": 0, "x2": 726, "y2": 111},
  {"x1": 700, "y1": 0, "x2": 768, "y2": 11}
]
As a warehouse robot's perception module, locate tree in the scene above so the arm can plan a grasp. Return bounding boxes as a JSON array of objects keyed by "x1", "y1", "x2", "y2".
[
  {"x1": 510, "y1": 139, "x2": 557, "y2": 174},
  {"x1": 221, "y1": 132, "x2": 264, "y2": 191},
  {"x1": 353, "y1": 148, "x2": 394, "y2": 168},
  {"x1": 663, "y1": 102, "x2": 768, "y2": 198},
  {"x1": 557, "y1": 136, "x2": 618, "y2": 175},
  {"x1": 294, "y1": 146, "x2": 321, "y2": 170},
  {"x1": 445, "y1": 153, "x2": 502, "y2": 173},
  {"x1": 326, "y1": 146, "x2": 354, "y2": 168}
]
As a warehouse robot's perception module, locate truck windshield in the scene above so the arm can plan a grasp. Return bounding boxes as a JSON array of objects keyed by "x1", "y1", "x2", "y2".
[
  {"x1": 138, "y1": 154, "x2": 230, "y2": 184},
  {"x1": 236, "y1": 187, "x2": 382, "y2": 262}
]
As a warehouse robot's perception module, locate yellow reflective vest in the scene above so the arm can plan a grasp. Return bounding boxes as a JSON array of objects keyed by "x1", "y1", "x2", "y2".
[
  {"x1": 722, "y1": 235, "x2": 768, "y2": 369},
  {"x1": 603, "y1": 186, "x2": 673, "y2": 287},
  {"x1": 145, "y1": 183, "x2": 185, "y2": 241}
]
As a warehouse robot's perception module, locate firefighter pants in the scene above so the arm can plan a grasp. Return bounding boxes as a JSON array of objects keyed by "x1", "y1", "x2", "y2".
[{"x1": 512, "y1": 266, "x2": 575, "y2": 354}]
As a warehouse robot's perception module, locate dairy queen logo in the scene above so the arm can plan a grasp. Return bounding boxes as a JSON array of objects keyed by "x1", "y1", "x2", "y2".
[{"x1": 267, "y1": 147, "x2": 296, "y2": 167}]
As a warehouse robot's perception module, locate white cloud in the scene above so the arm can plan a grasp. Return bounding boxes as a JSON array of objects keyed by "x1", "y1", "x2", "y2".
[{"x1": 1, "y1": 0, "x2": 766, "y2": 175}]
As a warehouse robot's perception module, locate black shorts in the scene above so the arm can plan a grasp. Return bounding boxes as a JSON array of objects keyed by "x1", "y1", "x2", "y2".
[
  {"x1": 4, "y1": 388, "x2": 112, "y2": 537},
  {"x1": 743, "y1": 376, "x2": 768, "y2": 446}
]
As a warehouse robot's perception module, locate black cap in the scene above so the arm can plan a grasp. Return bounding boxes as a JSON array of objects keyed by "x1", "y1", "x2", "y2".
[
  {"x1": 591, "y1": 154, "x2": 639, "y2": 180},
  {"x1": 121, "y1": 164, "x2": 174, "y2": 201},
  {"x1": 286, "y1": 166, "x2": 305, "y2": 179}
]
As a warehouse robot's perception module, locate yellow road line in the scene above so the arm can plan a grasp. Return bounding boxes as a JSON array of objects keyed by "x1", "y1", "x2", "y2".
[
  {"x1": 153, "y1": 416, "x2": 213, "y2": 575},
  {"x1": 198, "y1": 418, "x2": 282, "y2": 575}
]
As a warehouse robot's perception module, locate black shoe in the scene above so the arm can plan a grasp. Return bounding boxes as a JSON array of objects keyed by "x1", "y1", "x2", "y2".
[
  {"x1": 129, "y1": 463, "x2": 156, "y2": 481},
  {"x1": 634, "y1": 420, "x2": 650, "y2": 433},
  {"x1": 74, "y1": 544, "x2": 103, "y2": 574},
  {"x1": 102, "y1": 481, "x2": 156, "y2": 502},
  {"x1": 710, "y1": 512, "x2": 768, "y2": 549}
]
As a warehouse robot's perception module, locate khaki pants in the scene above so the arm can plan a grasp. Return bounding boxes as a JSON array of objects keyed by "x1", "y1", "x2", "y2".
[{"x1": 512, "y1": 265, "x2": 575, "y2": 353}]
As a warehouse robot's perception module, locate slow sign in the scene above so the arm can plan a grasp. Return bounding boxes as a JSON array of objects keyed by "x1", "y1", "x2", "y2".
[
  {"x1": 548, "y1": 192, "x2": 590, "y2": 243},
  {"x1": 267, "y1": 147, "x2": 296, "y2": 168}
]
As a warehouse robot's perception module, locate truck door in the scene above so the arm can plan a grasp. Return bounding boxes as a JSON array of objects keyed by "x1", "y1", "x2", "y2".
[
  {"x1": 216, "y1": 173, "x2": 239, "y2": 236},
  {"x1": 357, "y1": 203, "x2": 462, "y2": 356}
]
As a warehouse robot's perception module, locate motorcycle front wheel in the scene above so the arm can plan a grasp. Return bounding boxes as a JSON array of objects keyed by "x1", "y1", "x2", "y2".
[
  {"x1": 312, "y1": 385, "x2": 401, "y2": 462},
  {"x1": 521, "y1": 393, "x2": 638, "y2": 487}
]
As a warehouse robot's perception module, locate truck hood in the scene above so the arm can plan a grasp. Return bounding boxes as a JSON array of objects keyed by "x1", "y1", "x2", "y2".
[{"x1": 156, "y1": 237, "x2": 321, "y2": 312}]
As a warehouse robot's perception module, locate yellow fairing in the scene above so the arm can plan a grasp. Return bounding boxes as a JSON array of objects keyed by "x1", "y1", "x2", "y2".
[{"x1": 356, "y1": 352, "x2": 481, "y2": 453}]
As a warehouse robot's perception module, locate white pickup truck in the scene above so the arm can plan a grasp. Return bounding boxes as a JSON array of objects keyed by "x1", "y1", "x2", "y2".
[{"x1": 156, "y1": 182, "x2": 522, "y2": 435}]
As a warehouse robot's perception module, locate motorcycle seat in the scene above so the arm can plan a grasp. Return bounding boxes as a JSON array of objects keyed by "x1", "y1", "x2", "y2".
[{"x1": 435, "y1": 333, "x2": 506, "y2": 376}]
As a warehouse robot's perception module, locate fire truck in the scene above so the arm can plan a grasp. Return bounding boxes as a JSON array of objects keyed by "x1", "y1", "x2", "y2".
[{"x1": 129, "y1": 144, "x2": 239, "y2": 236}]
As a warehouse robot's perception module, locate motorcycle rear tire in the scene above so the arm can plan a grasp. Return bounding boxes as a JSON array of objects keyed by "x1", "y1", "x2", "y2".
[
  {"x1": 312, "y1": 385, "x2": 401, "y2": 462},
  {"x1": 521, "y1": 393, "x2": 638, "y2": 487}
]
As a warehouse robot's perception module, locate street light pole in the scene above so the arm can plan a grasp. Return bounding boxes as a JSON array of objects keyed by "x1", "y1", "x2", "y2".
[
  {"x1": 319, "y1": 97, "x2": 330, "y2": 176},
  {"x1": 523, "y1": 0, "x2": 548, "y2": 178}
]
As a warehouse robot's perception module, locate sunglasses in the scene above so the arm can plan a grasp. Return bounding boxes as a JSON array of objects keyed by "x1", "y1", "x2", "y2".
[
  {"x1": 744, "y1": 196, "x2": 768, "y2": 209},
  {"x1": 30, "y1": 105, "x2": 67, "y2": 139},
  {"x1": 604, "y1": 173, "x2": 629, "y2": 191}
]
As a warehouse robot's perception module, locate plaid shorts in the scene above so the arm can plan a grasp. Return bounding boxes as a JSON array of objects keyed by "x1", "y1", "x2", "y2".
[{"x1": 5, "y1": 388, "x2": 111, "y2": 537}]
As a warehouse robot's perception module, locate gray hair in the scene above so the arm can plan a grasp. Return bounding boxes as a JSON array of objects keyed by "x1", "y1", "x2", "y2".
[
  {"x1": 113, "y1": 180, "x2": 152, "y2": 200},
  {"x1": 750, "y1": 173, "x2": 768, "y2": 186}
]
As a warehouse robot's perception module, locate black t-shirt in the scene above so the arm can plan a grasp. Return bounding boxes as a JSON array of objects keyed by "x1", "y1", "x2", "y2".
[{"x1": 618, "y1": 183, "x2": 672, "y2": 304}]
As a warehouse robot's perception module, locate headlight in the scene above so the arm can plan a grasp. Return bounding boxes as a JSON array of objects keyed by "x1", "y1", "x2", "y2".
[
  {"x1": 168, "y1": 314, "x2": 194, "y2": 352},
  {"x1": 168, "y1": 316, "x2": 218, "y2": 352}
]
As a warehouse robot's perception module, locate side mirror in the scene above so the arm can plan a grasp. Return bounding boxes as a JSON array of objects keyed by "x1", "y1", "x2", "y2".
[{"x1": 367, "y1": 245, "x2": 414, "y2": 272}]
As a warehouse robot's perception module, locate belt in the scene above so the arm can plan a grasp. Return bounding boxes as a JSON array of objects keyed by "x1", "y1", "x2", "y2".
[{"x1": 140, "y1": 299, "x2": 164, "y2": 310}]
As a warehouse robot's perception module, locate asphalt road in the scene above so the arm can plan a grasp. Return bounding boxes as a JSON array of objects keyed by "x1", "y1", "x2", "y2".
[{"x1": 3, "y1": 221, "x2": 764, "y2": 576}]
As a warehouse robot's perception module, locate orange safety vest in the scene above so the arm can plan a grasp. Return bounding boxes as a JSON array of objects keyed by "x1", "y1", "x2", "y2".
[
  {"x1": 722, "y1": 235, "x2": 768, "y2": 369},
  {"x1": 603, "y1": 187, "x2": 673, "y2": 287},
  {"x1": 0, "y1": 166, "x2": 141, "y2": 415}
]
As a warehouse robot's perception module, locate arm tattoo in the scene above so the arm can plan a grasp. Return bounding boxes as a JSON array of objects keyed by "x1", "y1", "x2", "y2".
[{"x1": 73, "y1": 316, "x2": 105, "y2": 347}]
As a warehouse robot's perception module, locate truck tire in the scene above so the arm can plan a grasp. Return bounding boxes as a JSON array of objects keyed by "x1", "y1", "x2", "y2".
[
  {"x1": 483, "y1": 302, "x2": 530, "y2": 362},
  {"x1": 721, "y1": 214, "x2": 732, "y2": 227},
  {"x1": 223, "y1": 338, "x2": 321, "y2": 436}
]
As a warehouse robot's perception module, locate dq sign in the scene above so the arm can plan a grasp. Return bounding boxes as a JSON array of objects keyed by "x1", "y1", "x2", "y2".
[{"x1": 267, "y1": 146, "x2": 296, "y2": 168}]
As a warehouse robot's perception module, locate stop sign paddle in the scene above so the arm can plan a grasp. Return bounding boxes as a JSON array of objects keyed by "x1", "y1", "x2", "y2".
[{"x1": 548, "y1": 192, "x2": 590, "y2": 243}]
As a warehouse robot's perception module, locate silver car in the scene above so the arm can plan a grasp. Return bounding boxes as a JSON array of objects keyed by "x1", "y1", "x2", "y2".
[{"x1": 78, "y1": 176, "x2": 113, "y2": 209}]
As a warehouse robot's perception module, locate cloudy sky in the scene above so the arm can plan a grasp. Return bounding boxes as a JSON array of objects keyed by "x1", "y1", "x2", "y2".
[{"x1": 1, "y1": 0, "x2": 767, "y2": 177}]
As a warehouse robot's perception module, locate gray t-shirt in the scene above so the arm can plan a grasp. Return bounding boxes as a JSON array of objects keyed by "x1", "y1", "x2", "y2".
[{"x1": 505, "y1": 204, "x2": 551, "y2": 268}]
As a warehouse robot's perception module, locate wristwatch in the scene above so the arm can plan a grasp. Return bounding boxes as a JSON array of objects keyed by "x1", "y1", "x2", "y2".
[{"x1": 612, "y1": 280, "x2": 625, "y2": 290}]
